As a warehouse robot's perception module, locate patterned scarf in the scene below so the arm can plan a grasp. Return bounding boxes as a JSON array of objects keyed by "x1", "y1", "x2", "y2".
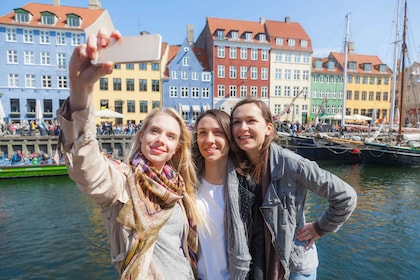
[{"x1": 118, "y1": 152, "x2": 197, "y2": 279}]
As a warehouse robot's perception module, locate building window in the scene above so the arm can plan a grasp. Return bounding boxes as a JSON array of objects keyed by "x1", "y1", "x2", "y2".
[
  {"x1": 284, "y1": 86, "x2": 291, "y2": 97},
  {"x1": 126, "y1": 63, "x2": 134, "y2": 70},
  {"x1": 100, "y1": 78, "x2": 108, "y2": 90},
  {"x1": 216, "y1": 30, "x2": 224, "y2": 40},
  {"x1": 261, "y1": 87, "x2": 268, "y2": 98},
  {"x1": 218, "y1": 85, "x2": 225, "y2": 97},
  {"x1": 8, "y1": 74, "x2": 19, "y2": 87},
  {"x1": 6, "y1": 28, "x2": 17, "y2": 41},
  {"x1": 250, "y1": 67, "x2": 257, "y2": 80},
  {"x1": 139, "y1": 79, "x2": 147, "y2": 91},
  {"x1": 230, "y1": 47, "x2": 237, "y2": 59},
  {"x1": 41, "y1": 14, "x2": 55, "y2": 25},
  {"x1": 152, "y1": 80, "x2": 159, "y2": 92},
  {"x1": 251, "y1": 49, "x2": 258, "y2": 60},
  {"x1": 57, "y1": 53, "x2": 66, "y2": 69},
  {"x1": 71, "y1": 33, "x2": 82, "y2": 46},
  {"x1": 127, "y1": 100, "x2": 135, "y2": 113},
  {"x1": 139, "y1": 63, "x2": 147, "y2": 70},
  {"x1": 377, "y1": 77, "x2": 382, "y2": 85},
  {"x1": 276, "y1": 38, "x2": 283, "y2": 45},
  {"x1": 218, "y1": 65, "x2": 225, "y2": 78},
  {"x1": 191, "y1": 72, "x2": 198, "y2": 80},
  {"x1": 383, "y1": 92, "x2": 388, "y2": 101},
  {"x1": 218, "y1": 46, "x2": 225, "y2": 58},
  {"x1": 274, "y1": 85, "x2": 281, "y2": 96},
  {"x1": 202, "y1": 88, "x2": 210, "y2": 98},
  {"x1": 293, "y1": 70, "x2": 300, "y2": 80},
  {"x1": 169, "y1": 86, "x2": 178, "y2": 97},
  {"x1": 261, "y1": 68, "x2": 268, "y2": 80},
  {"x1": 376, "y1": 92, "x2": 381, "y2": 101},
  {"x1": 67, "y1": 15, "x2": 81, "y2": 27},
  {"x1": 192, "y1": 87, "x2": 199, "y2": 98},
  {"x1": 240, "y1": 86, "x2": 247, "y2": 97},
  {"x1": 126, "y1": 78, "x2": 135, "y2": 91},
  {"x1": 139, "y1": 101, "x2": 148, "y2": 113},
  {"x1": 182, "y1": 57, "x2": 190, "y2": 66},
  {"x1": 56, "y1": 32, "x2": 66, "y2": 45},
  {"x1": 151, "y1": 63, "x2": 159, "y2": 71},
  {"x1": 40, "y1": 52, "x2": 51, "y2": 65},
  {"x1": 346, "y1": 90, "x2": 352, "y2": 100},
  {"x1": 261, "y1": 49, "x2": 268, "y2": 61},
  {"x1": 152, "y1": 101, "x2": 160, "y2": 109},
  {"x1": 230, "y1": 31, "x2": 239, "y2": 39},
  {"x1": 229, "y1": 85, "x2": 236, "y2": 97},
  {"x1": 288, "y1": 39, "x2": 295, "y2": 46},
  {"x1": 245, "y1": 32, "x2": 252, "y2": 41},
  {"x1": 7, "y1": 50, "x2": 18, "y2": 64},
  {"x1": 114, "y1": 64, "x2": 121, "y2": 70},
  {"x1": 23, "y1": 51, "x2": 35, "y2": 64},
  {"x1": 181, "y1": 87, "x2": 188, "y2": 98},
  {"x1": 240, "y1": 67, "x2": 247, "y2": 79},
  {"x1": 229, "y1": 66, "x2": 237, "y2": 79},
  {"x1": 275, "y1": 69, "x2": 282, "y2": 79},
  {"x1": 57, "y1": 76, "x2": 67, "y2": 88},
  {"x1": 113, "y1": 78, "x2": 122, "y2": 91},
  {"x1": 171, "y1": 71, "x2": 178, "y2": 79},
  {"x1": 240, "y1": 48, "x2": 247, "y2": 59},
  {"x1": 301, "y1": 40, "x2": 308, "y2": 48},
  {"x1": 294, "y1": 53, "x2": 301, "y2": 63},
  {"x1": 250, "y1": 86, "x2": 257, "y2": 97},
  {"x1": 15, "y1": 12, "x2": 30, "y2": 23},
  {"x1": 202, "y1": 72, "x2": 211, "y2": 82},
  {"x1": 42, "y1": 75, "x2": 52, "y2": 88},
  {"x1": 259, "y1": 34, "x2": 266, "y2": 42},
  {"x1": 354, "y1": 91, "x2": 360, "y2": 100},
  {"x1": 23, "y1": 30, "x2": 34, "y2": 43},
  {"x1": 25, "y1": 74, "x2": 35, "y2": 88},
  {"x1": 284, "y1": 52, "x2": 291, "y2": 62},
  {"x1": 40, "y1": 31, "x2": 50, "y2": 44},
  {"x1": 181, "y1": 71, "x2": 188, "y2": 80}
]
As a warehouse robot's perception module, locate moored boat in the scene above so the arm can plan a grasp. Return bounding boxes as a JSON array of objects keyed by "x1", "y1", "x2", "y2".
[{"x1": 0, "y1": 163, "x2": 68, "y2": 179}]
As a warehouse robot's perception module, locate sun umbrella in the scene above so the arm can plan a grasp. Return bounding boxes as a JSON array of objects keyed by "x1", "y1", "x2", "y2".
[
  {"x1": 0, "y1": 100, "x2": 5, "y2": 123},
  {"x1": 94, "y1": 109, "x2": 124, "y2": 118},
  {"x1": 35, "y1": 99, "x2": 43, "y2": 123}
]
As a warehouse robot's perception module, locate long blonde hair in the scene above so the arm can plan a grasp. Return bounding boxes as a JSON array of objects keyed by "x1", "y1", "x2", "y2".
[{"x1": 126, "y1": 107, "x2": 201, "y2": 224}]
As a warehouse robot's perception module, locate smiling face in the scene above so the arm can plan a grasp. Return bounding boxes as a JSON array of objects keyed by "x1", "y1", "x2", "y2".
[
  {"x1": 196, "y1": 115, "x2": 229, "y2": 165},
  {"x1": 231, "y1": 102, "x2": 273, "y2": 163},
  {"x1": 139, "y1": 112, "x2": 180, "y2": 172}
]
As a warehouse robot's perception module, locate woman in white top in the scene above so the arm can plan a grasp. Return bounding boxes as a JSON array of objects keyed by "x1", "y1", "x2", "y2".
[{"x1": 192, "y1": 110, "x2": 251, "y2": 280}]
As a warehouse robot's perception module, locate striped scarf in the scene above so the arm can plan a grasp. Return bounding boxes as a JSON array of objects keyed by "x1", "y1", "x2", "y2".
[{"x1": 118, "y1": 152, "x2": 197, "y2": 279}]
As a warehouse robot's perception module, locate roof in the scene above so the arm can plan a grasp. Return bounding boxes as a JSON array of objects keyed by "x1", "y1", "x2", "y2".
[
  {"x1": 206, "y1": 17, "x2": 267, "y2": 41},
  {"x1": 330, "y1": 52, "x2": 392, "y2": 75},
  {"x1": 193, "y1": 47, "x2": 210, "y2": 71},
  {"x1": 264, "y1": 19, "x2": 312, "y2": 51},
  {"x1": 0, "y1": 2, "x2": 106, "y2": 30},
  {"x1": 312, "y1": 57, "x2": 341, "y2": 74}
]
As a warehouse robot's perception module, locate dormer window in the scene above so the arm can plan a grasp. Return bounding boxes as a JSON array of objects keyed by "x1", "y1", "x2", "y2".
[
  {"x1": 301, "y1": 40, "x2": 308, "y2": 48},
  {"x1": 259, "y1": 33, "x2": 266, "y2": 42},
  {"x1": 67, "y1": 14, "x2": 81, "y2": 27},
  {"x1": 14, "y1": 9, "x2": 31, "y2": 23},
  {"x1": 216, "y1": 30, "x2": 224, "y2": 40},
  {"x1": 379, "y1": 64, "x2": 387, "y2": 73},
  {"x1": 244, "y1": 32, "x2": 252, "y2": 41},
  {"x1": 41, "y1": 12, "x2": 56, "y2": 25},
  {"x1": 327, "y1": 60, "x2": 335, "y2": 70},
  {"x1": 230, "y1": 31, "x2": 239, "y2": 40},
  {"x1": 275, "y1": 37, "x2": 283, "y2": 45},
  {"x1": 348, "y1": 61, "x2": 357, "y2": 70},
  {"x1": 288, "y1": 39, "x2": 295, "y2": 46},
  {"x1": 363, "y1": 63, "x2": 372, "y2": 72}
]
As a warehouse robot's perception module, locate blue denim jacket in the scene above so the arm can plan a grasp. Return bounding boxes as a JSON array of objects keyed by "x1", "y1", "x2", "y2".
[{"x1": 242, "y1": 143, "x2": 357, "y2": 279}]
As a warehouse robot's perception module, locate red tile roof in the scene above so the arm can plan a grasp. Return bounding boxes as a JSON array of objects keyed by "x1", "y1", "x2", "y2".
[
  {"x1": 206, "y1": 17, "x2": 267, "y2": 41},
  {"x1": 193, "y1": 47, "x2": 210, "y2": 71},
  {"x1": 312, "y1": 57, "x2": 341, "y2": 73},
  {"x1": 330, "y1": 52, "x2": 392, "y2": 75},
  {"x1": 0, "y1": 2, "x2": 105, "y2": 30},
  {"x1": 265, "y1": 19, "x2": 312, "y2": 51}
]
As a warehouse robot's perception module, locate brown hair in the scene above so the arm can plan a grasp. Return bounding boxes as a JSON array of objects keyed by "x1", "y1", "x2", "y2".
[
  {"x1": 191, "y1": 109, "x2": 234, "y2": 178},
  {"x1": 230, "y1": 98, "x2": 278, "y2": 184}
]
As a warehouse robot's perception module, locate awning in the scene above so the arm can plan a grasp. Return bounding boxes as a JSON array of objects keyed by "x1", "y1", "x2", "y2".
[
  {"x1": 181, "y1": 105, "x2": 190, "y2": 112},
  {"x1": 192, "y1": 105, "x2": 201, "y2": 112},
  {"x1": 202, "y1": 104, "x2": 211, "y2": 111}
]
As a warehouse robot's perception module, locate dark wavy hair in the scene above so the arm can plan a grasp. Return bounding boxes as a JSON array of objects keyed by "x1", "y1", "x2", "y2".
[
  {"x1": 191, "y1": 109, "x2": 234, "y2": 178},
  {"x1": 230, "y1": 98, "x2": 278, "y2": 184}
]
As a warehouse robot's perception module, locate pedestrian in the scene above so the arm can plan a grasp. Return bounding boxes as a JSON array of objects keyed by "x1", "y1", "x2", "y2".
[
  {"x1": 230, "y1": 98, "x2": 357, "y2": 280},
  {"x1": 56, "y1": 29, "x2": 201, "y2": 279},
  {"x1": 191, "y1": 109, "x2": 251, "y2": 280}
]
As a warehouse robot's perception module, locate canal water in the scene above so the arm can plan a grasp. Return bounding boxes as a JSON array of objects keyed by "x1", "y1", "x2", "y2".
[{"x1": 0, "y1": 163, "x2": 418, "y2": 279}]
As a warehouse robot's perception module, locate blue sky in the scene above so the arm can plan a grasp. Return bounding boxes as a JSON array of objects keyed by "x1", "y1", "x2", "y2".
[{"x1": 2, "y1": 0, "x2": 419, "y2": 68}]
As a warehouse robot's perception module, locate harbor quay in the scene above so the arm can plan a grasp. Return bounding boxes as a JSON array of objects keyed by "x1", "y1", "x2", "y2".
[{"x1": 0, "y1": 134, "x2": 134, "y2": 161}]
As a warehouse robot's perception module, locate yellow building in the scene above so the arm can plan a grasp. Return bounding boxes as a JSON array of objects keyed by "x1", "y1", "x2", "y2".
[
  {"x1": 92, "y1": 42, "x2": 169, "y2": 126},
  {"x1": 330, "y1": 52, "x2": 392, "y2": 123}
]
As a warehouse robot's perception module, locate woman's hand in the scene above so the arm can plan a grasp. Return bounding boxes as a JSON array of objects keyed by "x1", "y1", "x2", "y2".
[
  {"x1": 69, "y1": 29, "x2": 122, "y2": 113},
  {"x1": 296, "y1": 222, "x2": 321, "y2": 250}
]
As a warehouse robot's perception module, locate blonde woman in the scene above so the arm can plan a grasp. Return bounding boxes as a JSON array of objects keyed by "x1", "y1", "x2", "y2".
[{"x1": 57, "y1": 29, "x2": 200, "y2": 279}]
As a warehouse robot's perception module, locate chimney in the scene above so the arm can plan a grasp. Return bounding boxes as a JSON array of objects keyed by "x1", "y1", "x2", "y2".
[
  {"x1": 187, "y1": 24, "x2": 194, "y2": 47},
  {"x1": 259, "y1": 17, "x2": 265, "y2": 24},
  {"x1": 53, "y1": 0, "x2": 60, "y2": 6},
  {"x1": 285, "y1": 16, "x2": 290, "y2": 23},
  {"x1": 88, "y1": 0, "x2": 102, "y2": 9}
]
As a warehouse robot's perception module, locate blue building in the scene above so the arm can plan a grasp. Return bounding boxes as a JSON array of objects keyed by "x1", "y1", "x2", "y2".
[
  {"x1": 0, "y1": 1, "x2": 113, "y2": 126},
  {"x1": 162, "y1": 39, "x2": 212, "y2": 125}
]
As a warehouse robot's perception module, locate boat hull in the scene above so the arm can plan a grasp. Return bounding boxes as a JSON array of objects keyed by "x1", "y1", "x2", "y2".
[
  {"x1": 361, "y1": 142, "x2": 420, "y2": 166},
  {"x1": 0, "y1": 164, "x2": 68, "y2": 179}
]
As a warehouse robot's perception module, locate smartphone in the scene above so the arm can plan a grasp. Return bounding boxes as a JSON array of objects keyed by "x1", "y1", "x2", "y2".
[{"x1": 92, "y1": 34, "x2": 162, "y2": 65}]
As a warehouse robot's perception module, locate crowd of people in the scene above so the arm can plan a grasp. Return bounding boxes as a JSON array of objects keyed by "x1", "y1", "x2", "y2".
[
  {"x1": 55, "y1": 29, "x2": 357, "y2": 280},
  {"x1": 0, "y1": 120, "x2": 61, "y2": 137}
]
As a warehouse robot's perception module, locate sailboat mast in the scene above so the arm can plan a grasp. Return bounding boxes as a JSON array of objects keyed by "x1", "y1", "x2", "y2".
[
  {"x1": 390, "y1": 0, "x2": 401, "y2": 131},
  {"x1": 398, "y1": 0, "x2": 408, "y2": 141},
  {"x1": 341, "y1": 13, "x2": 351, "y2": 132}
]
